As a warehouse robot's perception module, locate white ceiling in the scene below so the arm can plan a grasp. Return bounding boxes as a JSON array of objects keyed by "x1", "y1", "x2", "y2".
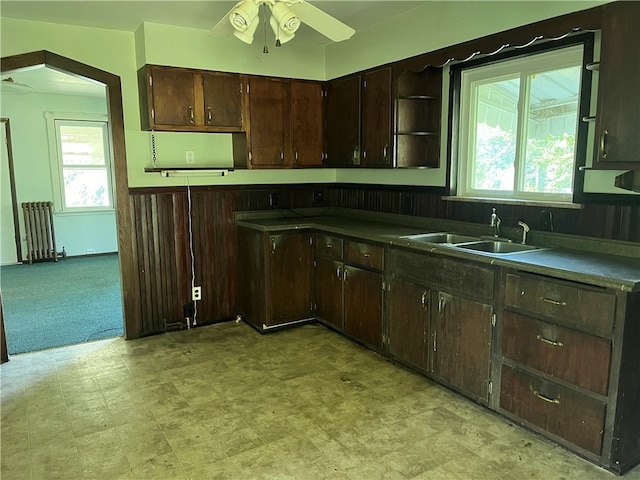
[{"x1": 1, "y1": 1, "x2": 425, "y2": 97}]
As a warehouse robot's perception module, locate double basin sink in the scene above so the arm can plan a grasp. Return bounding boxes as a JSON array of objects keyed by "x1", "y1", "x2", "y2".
[{"x1": 399, "y1": 232, "x2": 542, "y2": 255}]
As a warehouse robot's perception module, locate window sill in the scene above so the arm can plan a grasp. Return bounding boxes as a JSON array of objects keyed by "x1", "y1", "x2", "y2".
[
  {"x1": 54, "y1": 209, "x2": 116, "y2": 216},
  {"x1": 441, "y1": 196, "x2": 583, "y2": 209}
]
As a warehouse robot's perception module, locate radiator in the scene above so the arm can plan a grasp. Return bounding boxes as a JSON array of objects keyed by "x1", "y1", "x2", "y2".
[{"x1": 21, "y1": 201, "x2": 58, "y2": 264}]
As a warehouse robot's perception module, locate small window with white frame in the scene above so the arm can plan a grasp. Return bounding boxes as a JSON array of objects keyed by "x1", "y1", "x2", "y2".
[
  {"x1": 451, "y1": 35, "x2": 593, "y2": 204},
  {"x1": 51, "y1": 118, "x2": 114, "y2": 212}
]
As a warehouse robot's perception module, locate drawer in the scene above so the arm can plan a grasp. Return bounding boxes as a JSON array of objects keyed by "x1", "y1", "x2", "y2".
[
  {"x1": 502, "y1": 311, "x2": 611, "y2": 395},
  {"x1": 314, "y1": 234, "x2": 343, "y2": 260},
  {"x1": 387, "y1": 248, "x2": 494, "y2": 302},
  {"x1": 500, "y1": 364, "x2": 606, "y2": 455},
  {"x1": 345, "y1": 240, "x2": 384, "y2": 270},
  {"x1": 504, "y1": 273, "x2": 616, "y2": 334}
]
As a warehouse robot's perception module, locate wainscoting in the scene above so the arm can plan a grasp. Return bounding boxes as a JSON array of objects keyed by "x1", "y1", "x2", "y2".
[{"x1": 127, "y1": 185, "x2": 639, "y2": 337}]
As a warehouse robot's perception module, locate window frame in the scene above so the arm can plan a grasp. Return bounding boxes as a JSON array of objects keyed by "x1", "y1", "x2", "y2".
[
  {"x1": 47, "y1": 113, "x2": 115, "y2": 213},
  {"x1": 448, "y1": 33, "x2": 595, "y2": 205}
]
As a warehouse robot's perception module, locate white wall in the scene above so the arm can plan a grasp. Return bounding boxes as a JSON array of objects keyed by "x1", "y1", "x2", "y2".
[{"x1": 0, "y1": 91, "x2": 118, "y2": 260}]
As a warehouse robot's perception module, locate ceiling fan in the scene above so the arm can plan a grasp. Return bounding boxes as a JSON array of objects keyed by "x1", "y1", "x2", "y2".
[
  {"x1": 0, "y1": 77, "x2": 33, "y2": 95},
  {"x1": 210, "y1": 0, "x2": 355, "y2": 49}
]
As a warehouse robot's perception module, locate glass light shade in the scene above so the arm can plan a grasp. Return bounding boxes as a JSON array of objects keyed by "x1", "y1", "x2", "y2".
[
  {"x1": 233, "y1": 15, "x2": 260, "y2": 43},
  {"x1": 269, "y1": 15, "x2": 296, "y2": 44},
  {"x1": 229, "y1": 0, "x2": 259, "y2": 32},
  {"x1": 270, "y1": 2, "x2": 300, "y2": 34}
]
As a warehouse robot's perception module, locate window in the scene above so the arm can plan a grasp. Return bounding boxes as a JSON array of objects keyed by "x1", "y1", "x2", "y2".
[
  {"x1": 454, "y1": 40, "x2": 591, "y2": 203},
  {"x1": 53, "y1": 119, "x2": 113, "y2": 211}
]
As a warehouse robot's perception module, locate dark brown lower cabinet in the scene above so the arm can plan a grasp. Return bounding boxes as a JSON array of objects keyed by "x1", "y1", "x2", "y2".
[
  {"x1": 387, "y1": 278, "x2": 430, "y2": 371},
  {"x1": 314, "y1": 256, "x2": 343, "y2": 330},
  {"x1": 343, "y1": 265, "x2": 383, "y2": 348},
  {"x1": 500, "y1": 364, "x2": 606, "y2": 455},
  {"x1": 238, "y1": 227, "x2": 313, "y2": 331},
  {"x1": 432, "y1": 291, "x2": 493, "y2": 402}
]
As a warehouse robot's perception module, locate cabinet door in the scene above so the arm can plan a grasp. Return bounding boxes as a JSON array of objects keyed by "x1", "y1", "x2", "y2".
[
  {"x1": 314, "y1": 256, "x2": 344, "y2": 330},
  {"x1": 267, "y1": 233, "x2": 313, "y2": 327},
  {"x1": 388, "y1": 278, "x2": 430, "y2": 371},
  {"x1": 362, "y1": 68, "x2": 392, "y2": 167},
  {"x1": 593, "y1": 2, "x2": 640, "y2": 169},
  {"x1": 433, "y1": 291, "x2": 492, "y2": 402},
  {"x1": 291, "y1": 80, "x2": 324, "y2": 167},
  {"x1": 325, "y1": 75, "x2": 361, "y2": 166},
  {"x1": 343, "y1": 265, "x2": 383, "y2": 348},
  {"x1": 203, "y1": 72, "x2": 243, "y2": 128},
  {"x1": 149, "y1": 66, "x2": 196, "y2": 126},
  {"x1": 248, "y1": 76, "x2": 288, "y2": 167}
]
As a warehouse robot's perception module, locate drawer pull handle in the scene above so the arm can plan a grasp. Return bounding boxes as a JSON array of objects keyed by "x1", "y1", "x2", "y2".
[
  {"x1": 533, "y1": 391, "x2": 560, "y2": 405},
  {"x1": 363, "y1": 253, "x2": 370, "y2": 258},
  {"x1": 540, "y1": 297, "x2": 568, "y2": 306},
  {"x1": 536, "y1": 335, "x2": 564, "y2": 347},
  {"x1": 325, "y1": 244, "x2": 333, "y2": 248}
]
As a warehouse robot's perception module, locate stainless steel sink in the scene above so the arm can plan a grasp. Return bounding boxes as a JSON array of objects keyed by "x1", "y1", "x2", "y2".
[
  {"x1": 455, "y1": 241, "x2": 541, "y2": 255},
  {"x1": 401, "y1": 233, "x2": 481, "y2": 244}
]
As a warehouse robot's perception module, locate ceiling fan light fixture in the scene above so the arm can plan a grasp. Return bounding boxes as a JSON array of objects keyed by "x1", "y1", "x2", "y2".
[
  {"x1": 269, "y1": 15, "x2": 296, "y2": 45},
  {"x1": 229, "y1": 0, "x2": 259, "y2": 33},
  {"x1": 233, "y1": 15, "x2": 260, "y2": 43},
  {"x1": 270, "y1": 2, "x2": 300, "y2": 35}
]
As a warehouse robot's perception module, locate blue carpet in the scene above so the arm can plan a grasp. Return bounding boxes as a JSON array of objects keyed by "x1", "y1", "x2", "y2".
[{"x1": 1, "y1": 255, "x2": 123, "y2": 354}]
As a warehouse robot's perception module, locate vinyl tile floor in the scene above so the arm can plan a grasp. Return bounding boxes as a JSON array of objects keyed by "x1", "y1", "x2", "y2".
[{"x1": 2, "y1": 321, "x2": 640, "y2": 480}]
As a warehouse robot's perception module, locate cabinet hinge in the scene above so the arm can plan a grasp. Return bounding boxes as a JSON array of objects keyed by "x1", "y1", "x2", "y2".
[
  {"x1": 240, "y1": 83, "x2": 243, "y2": 94},
  {"x1": 488, "y1": 381, "x2": 493, "y2": 395},
  {"x1": 382, "y1": 280, "x2": 386, "y2": 292},
  {"x1": 310, "y1": 302, "x2": 314, "y2": 311},
  {"x1": 491, "y1": 313, "x2": 496, "y2": 327},
  {"x1": 151, "y1": 108, "x2": 155, "y2": 120}
]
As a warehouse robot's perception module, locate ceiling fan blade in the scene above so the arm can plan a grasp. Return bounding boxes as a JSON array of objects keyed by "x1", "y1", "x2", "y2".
[
  {"x1": 209, "y1": 2, "x2": 241, "y2": 37},
  {"x1": 287, "y1": 1, "x2": 355, "y2": 42}
]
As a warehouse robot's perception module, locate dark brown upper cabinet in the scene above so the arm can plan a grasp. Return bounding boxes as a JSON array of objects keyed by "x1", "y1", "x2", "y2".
[
  {"x1": 290, "y1": 80, "x2": 324, "y2": 168},
  {"x1": 238, "y1": 76, "x2": 324, "y2": 169},
  {"x1": 394, "y1": 66, "x2": 442, "y2": 168},
  {"x1": 325, "y1": 75, "x2": 362, "y2": 167},
  {"x1": 325, "y1": 69, "x2": 393, "y2": 168},
  {"x1": 592, "y1": 2, "x2": 640, "y2": 170},
  {"x1": 361, "y1": 67, "x2": 393, "y2": 167},
  {"x1": 246, "y1": 76, "x2": 288, "y2": 168},
  {"x1": 138, "y1": 65, "x2": 244, "y2": 132}
]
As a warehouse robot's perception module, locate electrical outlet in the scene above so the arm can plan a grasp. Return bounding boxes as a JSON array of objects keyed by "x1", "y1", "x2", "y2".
[
  {"x1": 192, "y1": 286, "x2": 201, "y2": 301},
  {"x1": 185, "y1": 150, "x2": 195, "y2": 164}
]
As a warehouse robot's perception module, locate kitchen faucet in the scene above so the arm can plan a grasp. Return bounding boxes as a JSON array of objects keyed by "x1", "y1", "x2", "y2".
[
  {"x1": 518, "y1": 221, "x2": 531, "y2": 244},
  {"x1": 490, "y1": 208, "x2": 501, "y2": 238}
]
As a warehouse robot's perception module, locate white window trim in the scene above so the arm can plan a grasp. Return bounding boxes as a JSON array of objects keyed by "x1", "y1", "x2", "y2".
[
  {"x1": 457, "y1": 45, "x2": 584, "y2": 204},
  {"x1": 45, "y1": 112, "x2": 114, "y2": 213}
]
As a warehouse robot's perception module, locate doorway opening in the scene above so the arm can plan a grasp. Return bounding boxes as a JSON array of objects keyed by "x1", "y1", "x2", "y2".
[{"x1": 0, "y1": 51, "x2": 134, "y2": 357}]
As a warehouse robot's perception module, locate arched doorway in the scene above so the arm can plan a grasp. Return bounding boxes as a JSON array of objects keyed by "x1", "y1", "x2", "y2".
[{"x1": 0, "y1": 51, "x2": 140, "y2": 360}]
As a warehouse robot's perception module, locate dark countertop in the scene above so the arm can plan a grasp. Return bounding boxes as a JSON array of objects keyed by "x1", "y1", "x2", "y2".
[{"x1": 236, "y1": 212, "x2": 640, "y2": 292}]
